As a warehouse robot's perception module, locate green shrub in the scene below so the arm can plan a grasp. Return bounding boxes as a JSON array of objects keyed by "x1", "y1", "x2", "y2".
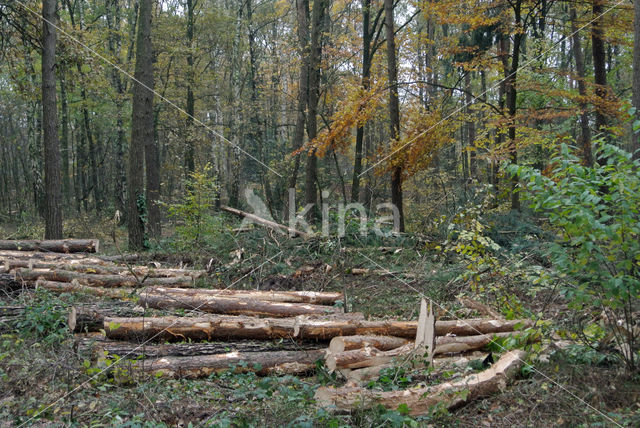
[
  {"x1": 508, "y1": 141, "x2": 640, "y2": 371},
  {"x1": 166, "y1": 164, "x2": 222, "y2": 249}
]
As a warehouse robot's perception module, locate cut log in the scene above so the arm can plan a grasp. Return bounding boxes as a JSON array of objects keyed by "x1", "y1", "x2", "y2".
[
  {"x1": 0, "y1": 239, "x2": 99, "y2": 253},
  {"x1": 295, "y1": 318, "x2": 532, "y2": 340},
  {"x1": 104, "y1": 315, "x2": 298, "y2": 342},
  {"x1": 136, "y1": 349, "x2": 325, "y2": 378},
  {"x1": 329, "y1": 335, "x2": 410, "y2": 353},
  {"x1": 326, "y1": 332, "x2": 525, "y2": 371},
  {"x1": 74, "y1": 335, "x2": 324, "y2": 359},
  {"x1": 68, "y1": 304, "x2": 145, "y2": 333},
  {"x1": 142, "y1": 286, "x2": 343, "y2": 305},
  {"x1": 138, "y1": 290, "x2": 342, "y2": 318},
  {"x1": 315, "y1": 349, "x2": 526, "y2": 415},
  {"x1": 15, "y1": 268, "x2": 194, "y2": 288},
  {"x1": 103, "y1": 315, "x2": 531, "y2": 343},
  {"x1": 36, "y1": 279, "x2": 134, "y2": 299},
  {"x1": 5, "y1": 260, "x2": 204, "y2": 278},
  {"x1": 221, "y1": 205, "x2": 309, "y2": 238}
]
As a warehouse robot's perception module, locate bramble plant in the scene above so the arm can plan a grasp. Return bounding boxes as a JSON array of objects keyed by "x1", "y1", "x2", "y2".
[{"x1": 508, "y1": 141, "x2": 640, "y2": 372}]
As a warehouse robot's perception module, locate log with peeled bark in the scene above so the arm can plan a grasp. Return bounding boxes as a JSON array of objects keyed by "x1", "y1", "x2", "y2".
[
  {"x1": 135, "y1": 349, "x2": 325, "y2": 378},
  {"x1": 294, "y1": 317, "x2": 532, "y2": 341},
  {"x1": 5, "y1": 260, "x2": 205, "y2": 278},
  {"x1": 14, "y1": 268, "x2": 194, "y2": 288},
  {"x1": 142, "y1": 286, "x2": 343, "y2": 305},
  {"x1": 103, "y1": 314, "x2": 529, "y2": 343},
  {"x1": 329, "y1": 335, "x2": 410, "y2": 353},
  {"x1": 138, "y1": 290, "x2": 342, "y2": 318},
  {"x1": 36, "y1": 279, "x2": 134, "y2": 299},
  {"x1": 315, "y1": 350, "x2": 526, "y2": 415},
  {"x1": 0, "y1": 239, "x2": 99, "y2": 253},
  {"x1": 325, "y1": 332, "x2": 521, "y2": 371},
  {"x1": 221, "y1": 205, "x2": 310, "y2": 238},
  {"x1": 74, "y1": 335, "x2": 324, "y2": 359}
]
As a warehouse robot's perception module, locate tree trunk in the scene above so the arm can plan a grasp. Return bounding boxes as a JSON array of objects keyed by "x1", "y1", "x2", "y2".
[
  {"x1": 36, "y1": 279, "x2": 134, "y2": 299},
  {"x1": 570, "y1": 7, "x2": 593, "y2": 167},
  {"x1": 329, "y1": 335, "x2": 409, "y2": 353},
  {"x1": 104, "y1": 315, "x2": 531, "y2": 342},
  {"x1": 288, "y1": 0, "x2": 310, "y2": 201},
  {"x1": 128, "y1": 0, "x2": 154, "y2": 249},
  {"x1": 315, "y1": 350, "x2": 526, "y2": 415},
  {"x1": 506, "y1": 0, "x2": 523, "y2": 211},
  {"x1": 384, "y1": 0, "x2": 404, "y2": 232},
  {"x1": 68, "y1": 304, "x2": 144, "y2": 333},
  {"x1": 185, "y1": 0, "x2": 196, "y2": 174},
  {"x1": 138, "y1": 292, "x2": 342, "y2": 318},
  {"x1": 304, "y1": 0, "x2": 327, "y2": 219},
  {"x1": 142, "y1": 286, "x2": 342, "y2": 305},
  {"x1": 633, "y1": 0, "x2": 640, "y2": 160},
  {"x1": 592, "y1": 0, "x2": 608, "y2": 134},
  {"x1": 42, "y1": 0, "x2": 63, "y2": 239},
  {"x1": 15, "y1": 268, "x2": 194, "y2": 288},
  {"x1": 0, "y1": 239, "x2": 98, "y2": 253},
  {"x1": 136, "y1": 349, "x2": 325, "y2": 378},
  {"x1": 59, "y1": 71, "x2": 71, "y2": 204},
  {"x1": 75, "y1": 335, "x2": 323, "y2": 359}
]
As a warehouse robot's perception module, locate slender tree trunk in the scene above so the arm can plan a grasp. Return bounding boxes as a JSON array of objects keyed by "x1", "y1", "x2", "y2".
[
  {"x1": 287, "y1": 0, "x2": 310, "y2": 218},
  {"x1": 42, "y1": 0, "x2": 63, "y2": 239},
  {"x1": 185, "y1": 0, "x2": 196, "y2": 174},
  {"x1": 384, "y1": 0, "x2": 404, "y2": 232},
  {"x1": 351, "y1": 0, "x2": 373, "y2": 202},
  {"x1": 570, "y1": 7, "x2": 593, "y2": 167},
  {"x1": 506, "y1": 1, "x2": 523, "y2": 211},
  {"x1": 633, "y1": 0, "x2": 640, "y2": 160},
  {"x1": 304, "y1": 0, "x2": 327, "y2": 220},
  {"x1": 464, "y1": 72, "x2": 476, "y2": 179},
  {"x1": 59, "y1": 70, "x2": 70, "y2": 205},
  {"x1": 592, "y1": 0, "x2": 608, "y2": 134},
  {"x1": 128, "y1": 0, "x2": 154, "y2": 249}
]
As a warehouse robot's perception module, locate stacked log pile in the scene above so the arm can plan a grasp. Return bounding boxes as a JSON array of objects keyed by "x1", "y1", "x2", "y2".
[{"x1": 0, "y1": 240, "x2": 531, "y2": 415}]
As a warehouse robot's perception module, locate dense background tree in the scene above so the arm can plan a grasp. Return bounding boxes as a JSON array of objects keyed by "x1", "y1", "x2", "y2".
[{"x1": 0, "y1": 0, "x2": 635, "y2": 233}]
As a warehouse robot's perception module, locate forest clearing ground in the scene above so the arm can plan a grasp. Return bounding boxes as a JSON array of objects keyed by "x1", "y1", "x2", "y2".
[{"x1": 0, "y1": 223, "x2": 638, "y2": 426}]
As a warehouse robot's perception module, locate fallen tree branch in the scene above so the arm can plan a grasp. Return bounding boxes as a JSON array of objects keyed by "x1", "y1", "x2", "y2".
[
  {"x1": 221, "y1": 205, "x2": 309, "y2": 238},
  {"x1": 0, "y1": 239, "x2": 99, "y2": 253},
  {"x1": 315, "y1": 350, "x2": 527, "y2": 415}
]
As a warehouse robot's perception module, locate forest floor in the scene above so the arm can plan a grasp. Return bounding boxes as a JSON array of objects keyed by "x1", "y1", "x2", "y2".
[{"x1": 0, "y1": 214, "x2": 639, "y2": 427}]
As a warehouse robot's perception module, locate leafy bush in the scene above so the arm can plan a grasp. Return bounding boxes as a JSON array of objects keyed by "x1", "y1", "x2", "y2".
[
  {"x1": 166, "y1": 164, "x2": 222, "y2": 248},
  {"x1": 508, "y1": 141, "x2": 640, "y2": 371}
]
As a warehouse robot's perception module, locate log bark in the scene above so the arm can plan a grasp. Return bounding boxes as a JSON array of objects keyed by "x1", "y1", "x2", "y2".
[
  {"x1": 22, "y1": 262, "x2": 204, "y2": 278},
  {"x1": 329, "y1": 335, "x2": 410, "y2": 353},
  {"x1": 221, "y1": 205, "x2": 309, "y2": 238},
  {"x1": 75, "y1": 335, "x2": 324, "y2": 359},
  {"x1": 68, "y1": 304, "x2": 144, "y2": 333},
  {"x1": 315, "y1": 350, "x2": 526, "y2": 415},
  {"x1": 138, "y1": 290, "x2": 342, "y2": 317},
  {"x1": 103, "y1": 315, "x2": 529, "y2": 342},
  {"x1": 136, "y1": 349, "x2": 325, "y2": 378},
  {"x1": 15, "y1": 268, "x2": 194, "y2": 288},
  {"x1": 0, "y1": 252, "x2": 113, "y2": 266},
  {"x1": 295, "y1": 318, "x2": 532, "y2": 340},
  {"x1": 0, "y1": 239, "x2": 98, "y2": 253},
  {"x1": 36, "y1": 279, "x2": 134, "y2": 299},
  {"x1": 142, "y1": 286, "x2": 343, "y2": 305},
  {"x1": 326, "y1": 332, "x2": 520, "y2": 371}
]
